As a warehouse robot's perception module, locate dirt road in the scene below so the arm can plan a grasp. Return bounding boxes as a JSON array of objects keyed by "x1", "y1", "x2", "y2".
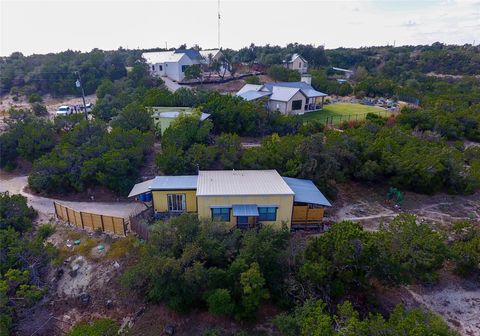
[{"x1": 0, "y1": 173, "x2": 145, "y2": 220}]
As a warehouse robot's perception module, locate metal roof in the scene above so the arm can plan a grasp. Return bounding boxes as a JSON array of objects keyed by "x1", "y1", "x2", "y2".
[
  {"x1": 232, "y1": 204, "x2": 259, "y2": 217},
  {"x1": 174, "y1": 49, "x2": 202, "y2": 60},
  {"x1": 269, "y1": 87, "x2": 303, "y2": 102},
  {"x1": 153, "y1": 111, "x2": 211, "y2": 121},
  {"x1": 236, "y1": 84, "x2": 263, "y2": 96},
  {"x1": 150, "y1": 175, "x2": 198, "y2": 190},
  {"x1": 142, "y1": 51, "x2": 186, "y2": 64},
  {"x1": 262, "y1": 82, "x2": 327, "y2": 98},
  {"x1": 128, "y1": 178, "x2": 155, "y2": 198},
  {"x1": 332, "y1": 67, "x2": 353, "y2": 73},
  {"x1": 282, "y1": 177, "x2": 331, "y2": 207},
  {"x1": 199, "y1": 49, "x2": 221, "y2": 59},
  {"x1": 238, "y1": 90, "x2": 272, "y2": 101},
  {"x1": 197, "y1": 170, "x2": 294, "y2": 196}
]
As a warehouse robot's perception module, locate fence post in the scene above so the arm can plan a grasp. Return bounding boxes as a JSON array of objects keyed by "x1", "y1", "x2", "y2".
[
  {"x1": 79, "y1": 212, "x2": 85, "y2": 229},
  {"x1": 54, "y1": 202, "x2": 58, "y2": 218},
  {"x1": 65, "y1": 205, "x2": 71, "y2": 224},
  {"x1": 100, "y1": 215, "x2": 105, "y2": 232}
]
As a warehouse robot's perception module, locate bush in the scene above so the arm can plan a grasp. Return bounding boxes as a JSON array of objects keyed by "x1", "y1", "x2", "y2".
[
  {"x1": 37, "y1": 224, "x2": 56, "y2": 240},
  {"x1": 28, "y1": 93, "x2": 43, "y2": 103},
  {"x1": 31, "y1": 102, "x2": 48, "y2": 116},
  {"x1": 245, "y1": 75, "x2": 260, "y2": 84},
  {"x1": 206, "y1": 288, "x2": 234, "y2": 315},
  {"x1": 0, "y1": 193, "x2": 37, "y2": 233}
]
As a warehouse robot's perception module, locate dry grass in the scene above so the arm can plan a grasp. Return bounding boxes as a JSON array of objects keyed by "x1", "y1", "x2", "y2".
[{"x1": 106, "y1": 236, "x2": 140, "y2": 260}]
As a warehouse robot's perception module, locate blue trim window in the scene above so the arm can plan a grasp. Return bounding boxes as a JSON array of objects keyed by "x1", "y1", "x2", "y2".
[
  {"x1": 258, "y1": 207, "x2": 277, "y2": 221},
  {"x1": 212, "y1": 208, "x2": 230, "y2": 221}
]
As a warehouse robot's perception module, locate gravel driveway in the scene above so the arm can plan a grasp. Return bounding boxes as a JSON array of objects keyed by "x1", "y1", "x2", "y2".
[{"x1": 0, "y1": 173, "x2": 146, "y2": 219}]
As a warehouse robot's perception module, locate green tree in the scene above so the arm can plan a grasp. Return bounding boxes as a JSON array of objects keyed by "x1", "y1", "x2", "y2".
[
  {"x1": 184, "y1": 64, "x2": 202, "y2": 80},
  {"x1": 112, "y1": 101, "x2": 153, "y2": 132},
  {"x1": 206, "y1": 288, "x2": 234, "y2": 316},
  {"x1": 0, "y1": 193, "x2": 37, "y2": 233},
  {"x1": 267, "y1": 65, "x2": 300, "y2": 82},
  {"x1": 450, "y1": 220, "x2": 480, "y2": 277},
  {"x1": 238, "y1": 262, "x2": 270, "y2": 318},
  {"x1": 373, "y1": 214, "x2": 448, "y2": 284}
]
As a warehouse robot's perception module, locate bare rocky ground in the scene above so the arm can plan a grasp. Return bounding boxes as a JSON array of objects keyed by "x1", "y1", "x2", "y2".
[
  {"x1": 330, "y1": 183, "x2": 480, "y2": 335},
  {"x1": 3, "y1": 164, "x2": 479, "y2": 334}
]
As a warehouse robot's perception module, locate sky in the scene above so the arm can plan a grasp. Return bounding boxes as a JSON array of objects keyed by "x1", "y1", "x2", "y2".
[{"x1": 0, "y1": 0, "x2": 479, "y2": 56}]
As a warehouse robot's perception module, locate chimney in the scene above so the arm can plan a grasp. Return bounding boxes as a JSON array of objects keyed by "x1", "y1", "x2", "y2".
[{"x1": 301, "y1": 74, "x2": 312, "y2": 85}]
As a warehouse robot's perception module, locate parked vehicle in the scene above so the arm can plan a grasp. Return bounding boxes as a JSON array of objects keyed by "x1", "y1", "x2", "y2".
[{"x1": 55, "y1": 105, "x2": 72, "y2": 116}]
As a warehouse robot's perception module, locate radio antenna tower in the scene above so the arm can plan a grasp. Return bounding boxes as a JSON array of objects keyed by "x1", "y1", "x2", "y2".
[{"x1": 218, "y1": 0, "x2": 221, "y2": 49}]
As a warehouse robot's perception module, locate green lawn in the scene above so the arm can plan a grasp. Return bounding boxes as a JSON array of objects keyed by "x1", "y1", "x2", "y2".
[{"x1": 301, "y1": 103, "x2": 389, "y2": 124}]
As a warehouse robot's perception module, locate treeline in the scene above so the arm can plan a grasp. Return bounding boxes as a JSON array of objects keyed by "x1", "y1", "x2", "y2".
[
  {"x1": 0, "y1": 48, "x2": 140, "y2": 96},
  {"x1": 121, "y1": 213, "x2": 476, "y2": 333},
  {"x1": 0, "y1": 194, "x2": 57, "y2": 335},
  {"x1": 155, "y1": 112, "x2": 480, "y2": 198}
]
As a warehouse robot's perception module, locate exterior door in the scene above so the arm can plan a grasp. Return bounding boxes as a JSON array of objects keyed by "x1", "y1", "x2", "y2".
[{"x1": 167, "y1": 194, "x2": 186, "y2": 212}]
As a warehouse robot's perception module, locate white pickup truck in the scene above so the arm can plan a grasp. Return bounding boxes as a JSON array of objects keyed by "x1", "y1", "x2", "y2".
[{"x1": 55, "y1": 105, "x2": 72, "y2": 116}]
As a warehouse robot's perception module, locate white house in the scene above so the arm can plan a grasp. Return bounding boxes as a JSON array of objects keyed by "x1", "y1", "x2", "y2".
[
  {"x1": 142, "y1": 49, "x2": 202, "y2": 82},
  {"x1": 236, "y1": 78, "x2": 327, "y2": 115},
  {"x1": 199, "y1": 49, "x2": 223, "y2": 64},
  {"x1": 143, "y1": 49, "x2": 226, "y2": 82},
  {"x1": 284, "y1": 54, "x2": 308, "y2": 74}
]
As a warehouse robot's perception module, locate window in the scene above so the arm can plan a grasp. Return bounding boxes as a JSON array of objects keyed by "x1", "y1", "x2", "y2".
[
  {"x1": 292, "y1": 100, "x2": 302, "y2": 110},
  {"x1": 237, "y1": 216, "x2": 248, "y2": 225},
  {"x1": 159, "y1": 65, "x2": 163, "y2": 71},
  {"x1": 299, "y1": 62, "x2": 302, "y2": 68},
  {"x1": 181, "y1": 65, "x2": 189, "y2": 73},
  {"x1": 167, "y1": 194, "x2": 186, "y2": 212},
  {"x1": 151, "y1": 65, "x2": 155, "y2": 71},
  {"x1": 258, "y1": 207, "x2": 277, "y2": 221},
  {"x1": 211, "y1": 208, "x2": 230, "y2": 221}
]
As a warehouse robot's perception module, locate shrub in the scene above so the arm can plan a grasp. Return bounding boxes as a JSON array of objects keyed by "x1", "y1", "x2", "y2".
[{"x1": 37, "y1": 224, "x2": 56, "y2": 240}]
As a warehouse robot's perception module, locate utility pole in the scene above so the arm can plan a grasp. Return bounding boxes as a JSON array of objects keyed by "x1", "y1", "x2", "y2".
[
  {"x1": 218, "y1": 0, "x2": 221, "y2": 49},
  {"x1": 75, "y1": 71, "x2": 88, "y2": 121}
]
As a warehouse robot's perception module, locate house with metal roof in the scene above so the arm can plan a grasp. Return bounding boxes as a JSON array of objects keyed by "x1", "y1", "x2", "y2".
[
  {"x1": 142, "y1": 49, "x2": 202, "y2": 82},
  {"x1": 128, "y1": 170, "x2": 331, "y2": 230},
  {"x1": 284, "y1": 54, "x2": 308, "y2": 74},
  {"x1": 236, "y1": 78, "x2": 327, "y2": 115},
  {"x1": 146, "y1": 107, "x2": 211, "y2": 135}
]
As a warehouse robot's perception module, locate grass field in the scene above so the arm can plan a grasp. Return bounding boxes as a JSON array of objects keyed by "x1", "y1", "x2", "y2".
[{"x1": 301, "y1": 103, "x2": 389, "y2": 124}]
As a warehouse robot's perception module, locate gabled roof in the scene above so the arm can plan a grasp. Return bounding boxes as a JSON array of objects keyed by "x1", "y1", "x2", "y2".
[
  {"x1": 197, "y1": 170, "x2": 294, "y2": 197},
  {"x1": 199, "y1": 49, "x2": 222, "y2": 59},
  {"x1": 282, "y1": 177, "x2": 331, "y2": 207},
  {"x1": 263, "y1": 82, "x2": 327, "y2": 98},
  {"x1": 142, "y1": 51, "x2": 186, "y2": 63},
  {"x1": 286, "y1": 53, "x2": 307, "y2": 63},
  {"x1": 270, "y1": 86, "x2": 305, "y2": 102},
  {"x1": 175, "y1": 49, "x2": 202, "y2": 61},
  {"x1": 237, "y1": 90, "x2": 272, "y2": 101},
  {"x1": 236, "y1": 84, "x2": 263, "y2": 96}
]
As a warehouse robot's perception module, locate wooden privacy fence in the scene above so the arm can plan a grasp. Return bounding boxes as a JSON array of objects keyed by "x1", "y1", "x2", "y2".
[
  {"x1": 129, "y1": 206, "x2": 153, "y2": 241},
  {"x1": 54, "y1": 202, "x2": 126, "y2": 236}
]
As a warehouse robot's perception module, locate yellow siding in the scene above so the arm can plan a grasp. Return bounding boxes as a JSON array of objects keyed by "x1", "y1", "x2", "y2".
[
  {"x1": 197, "y1": 195, "x2": 294, "y2": 229},
  {"x1": 152, "y1": 190, "x2": 197, "y2": 213}
]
